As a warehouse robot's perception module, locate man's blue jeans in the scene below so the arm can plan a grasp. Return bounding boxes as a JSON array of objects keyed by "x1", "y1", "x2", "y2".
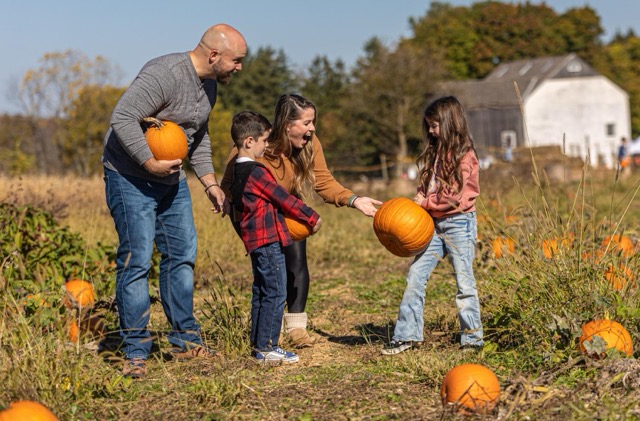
[
  {"x1": 392, "y1": 211, "x2": 484, "y2": 347},
  {"x1": 104, "y1": 168, "x2": 201, "y2": 359},
  {"x1": 250, "y1": 242, "x2": 287, "y2": 350}
]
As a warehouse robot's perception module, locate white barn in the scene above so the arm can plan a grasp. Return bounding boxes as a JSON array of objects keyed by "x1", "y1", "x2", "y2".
[{"x1": 438, "y1": 54, "x2": 630, "y2": 168}]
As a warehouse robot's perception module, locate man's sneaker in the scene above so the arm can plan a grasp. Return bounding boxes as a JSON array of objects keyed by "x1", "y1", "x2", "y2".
[
  {"x1": 122, "y1": 358, "x2": 147, "y2": 378},
  {"x1": 381, "y1": 340, "x2": 420, "y2": 355},
  {"x1": 253, "y1": 346, "x2": 299, "y2": 364},
  {"x1": 171, "y1": 345, "x2": 216, "y2": 360}
]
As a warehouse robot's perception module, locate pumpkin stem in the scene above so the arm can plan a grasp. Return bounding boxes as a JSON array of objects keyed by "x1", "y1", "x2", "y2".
[{"x1": 142, "y1": 117, "x2": 164, "y2": 129}]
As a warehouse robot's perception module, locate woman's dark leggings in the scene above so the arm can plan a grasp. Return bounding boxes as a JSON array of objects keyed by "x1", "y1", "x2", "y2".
[{"x1": 282, "y1": 239, "x2": 309, "y2": 313}]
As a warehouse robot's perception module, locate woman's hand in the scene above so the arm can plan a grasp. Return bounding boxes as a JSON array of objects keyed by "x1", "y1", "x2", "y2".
[{"x1": 353, "y1": 196, "x2": 383, "y2": 217}]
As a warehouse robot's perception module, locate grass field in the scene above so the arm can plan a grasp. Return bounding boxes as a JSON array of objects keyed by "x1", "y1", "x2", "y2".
[{"x1": 2, "y1": 157, "x2": 640, "y2": 420}]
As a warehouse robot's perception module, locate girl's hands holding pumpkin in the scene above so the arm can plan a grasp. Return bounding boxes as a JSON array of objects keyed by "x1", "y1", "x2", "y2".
[
  {"x1": 143, "y1": 157, "x2": 183, "y2": 177},
  {"x1": 352, "y1": 196, "x2": 383, "y2": 217},
  {"x1": 413, "y1": 192, "x2": 426, "y2": 207}
]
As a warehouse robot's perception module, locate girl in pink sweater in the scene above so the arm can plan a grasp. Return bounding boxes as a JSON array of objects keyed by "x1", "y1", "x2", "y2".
[{"x1": 382, "y1": 96, "x2": 484, "y2": 355}]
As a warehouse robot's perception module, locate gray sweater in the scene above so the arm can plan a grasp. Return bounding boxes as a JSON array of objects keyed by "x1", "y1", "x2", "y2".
[{"x1": 102, "y1": 52, "x2": 217, "y2": 184}]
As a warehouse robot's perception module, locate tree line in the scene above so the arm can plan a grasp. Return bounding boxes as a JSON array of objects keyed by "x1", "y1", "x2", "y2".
[{"x1": 1, "y1": 1, "x2": 639, "y2": 178}]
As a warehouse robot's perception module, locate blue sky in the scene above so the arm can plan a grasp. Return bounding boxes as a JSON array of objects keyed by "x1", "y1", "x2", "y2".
[{"x1": 1, "y1": 0, "x2": 638, "y2": 114}]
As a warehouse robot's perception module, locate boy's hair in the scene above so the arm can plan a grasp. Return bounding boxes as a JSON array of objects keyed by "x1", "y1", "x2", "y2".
[{"x1": 231, "y1": 111, "x2": 272, "y2": 148}]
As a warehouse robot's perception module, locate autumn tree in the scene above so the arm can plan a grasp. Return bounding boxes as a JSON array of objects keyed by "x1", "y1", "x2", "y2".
[
  {"x1": 218, "y1": 46, "x2": 298, "y2": 118},
  {"x1": 58, "y1": 84, "x2": 124, "y2": 176},
  {"x1": 299, "y1": 56, "x2": 350, "y2": 165},
  {"x1": 408, "y1": 2, "x2": 603, "y2": 79},
  {"x1": 342, "y1": 38, "x2": 442, "y2": 178},
  {"x1": 16, "y1": 50, "x2": 122, "y2": 174}
]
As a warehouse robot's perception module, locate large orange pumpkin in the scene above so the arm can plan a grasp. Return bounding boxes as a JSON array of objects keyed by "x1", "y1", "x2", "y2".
[
  {"x1": 373, "y1": 197, "x2": 434, "y2": 257},
  {"x1": 142, "y1": 117, "x2": 188, "y2": 161},
  {"x1": 284, "y1": 216, "x2": 313, "y2": 241},
  {"x1": 0, "y1": 400, "x2": 58, "y2": 421},
  {"x1": 491, "y1": 237, "x2": 515, "y2": 258},
  {"x1": 63, "y1": 279, "x2": 95, "y2": 309},
  {"x1": 579, "y1": 319, "x2": 633, "y2": 358},
  {"x1": 441, "y1": 363, "x2": 500, "y2": 414}
]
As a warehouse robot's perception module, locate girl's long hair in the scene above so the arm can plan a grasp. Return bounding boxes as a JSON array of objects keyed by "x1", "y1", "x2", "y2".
[
  {"x1": 416, "y1": 96, "x2": 475, "y2": 195},
  {"x1": 264, "y1": 93, "x2": 317, "y2": 197}
]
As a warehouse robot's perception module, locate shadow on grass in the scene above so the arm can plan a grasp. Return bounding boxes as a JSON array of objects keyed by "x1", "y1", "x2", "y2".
[{"x1": 315, "y1": 322, "x2": 395, "y2": 346}]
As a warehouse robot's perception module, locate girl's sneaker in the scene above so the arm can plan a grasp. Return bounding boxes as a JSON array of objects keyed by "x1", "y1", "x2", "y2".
[
  {"x1": 381, "y1": 340, "x2": 421, "y2": 355},
  {"x1": 253, "y1": 346, "x2": 299, "y2": 364}
]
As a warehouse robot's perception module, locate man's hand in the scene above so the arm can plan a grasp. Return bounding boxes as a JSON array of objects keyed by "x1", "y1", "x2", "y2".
[
  {"x1": 143, "y1": 157, "x2": 182, "y2": 177},
  {"x1": 206, "y1": 186, "x2": 225, "y2": 214}
]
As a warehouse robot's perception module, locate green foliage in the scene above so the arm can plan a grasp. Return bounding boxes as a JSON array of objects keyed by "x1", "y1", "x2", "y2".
[
  {"x1": 217, "y1": 46, "x2": 299, "y2": 118},
  {"x1": 58, "y1": 84, "x2": 125, "y2": 176},
  {"x1": 0, "y1": 202, "x2": 115, "y2": 298},
  {"x1": 408, "y1": 2, "x2": 603, "y2": 79}
]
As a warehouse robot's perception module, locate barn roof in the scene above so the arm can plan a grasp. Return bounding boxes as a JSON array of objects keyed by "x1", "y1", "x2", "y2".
[{"x1": 436, "y1": 53, "x2": 599, "y2": 110}]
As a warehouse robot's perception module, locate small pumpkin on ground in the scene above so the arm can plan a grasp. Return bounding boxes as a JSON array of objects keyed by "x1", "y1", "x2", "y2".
[
  {"x1": 441, "y1": 363, "x2": 500, "y2": 414},
  {"x1": 600, "y1": 234, "x2": 634, "y2": 257},
  {"x1": 0, "y1": 400, "x2": 58, "y2": 420},
  {"x1": 579, "y1": 319, "x2": 633, "y2": 358},
  {"x1": 63, "y1": 279, "x2": 95, "y2": 310},
  {"x1": 142, "y1": 117, "x2": 188, "y2": 161},
  {"x1": 605, "y1": 264, "x2": 634, "y2": 291},
  {"x1": 491, "y1": 236, "x2": 515, "y2": 258},
  {"x1": 373, "y1": 197, "x2": 434, "y2": 257}
]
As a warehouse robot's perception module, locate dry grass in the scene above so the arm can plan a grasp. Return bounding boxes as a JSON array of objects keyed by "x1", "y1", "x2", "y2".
[{"x1": 2, "y1": 166, "x2": 640, "y2": 420}]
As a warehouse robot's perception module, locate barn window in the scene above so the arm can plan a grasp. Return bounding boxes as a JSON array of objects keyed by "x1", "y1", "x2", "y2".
[{"x1": 606, "y1": 123, "x2": 616, "y2": 137}]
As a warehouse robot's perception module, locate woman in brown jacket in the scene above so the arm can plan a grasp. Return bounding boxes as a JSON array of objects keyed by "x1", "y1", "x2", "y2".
[{"x1": 222, "y1": 94, "x2": 381, "y2": 347}]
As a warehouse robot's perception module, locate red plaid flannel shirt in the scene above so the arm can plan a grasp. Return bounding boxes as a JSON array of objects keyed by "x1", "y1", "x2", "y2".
[{"x1": 231, "y1": 160, "x2": 319, "y2": 254}]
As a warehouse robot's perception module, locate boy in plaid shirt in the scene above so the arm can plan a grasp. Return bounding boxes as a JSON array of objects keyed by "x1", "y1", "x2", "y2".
[{"x1": 228, "y1": 111, "x2": 322, "y2": 364}]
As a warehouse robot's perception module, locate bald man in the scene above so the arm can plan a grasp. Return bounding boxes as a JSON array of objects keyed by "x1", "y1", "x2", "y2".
[{"x1": 102, "y1": 24, "x2": 247, "y2": 378}]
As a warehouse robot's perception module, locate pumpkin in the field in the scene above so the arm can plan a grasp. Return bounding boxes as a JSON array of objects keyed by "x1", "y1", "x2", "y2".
[
  {"x1": 605, "y1": 264, "x2": 634, "y2": 291},
  {"x1": 600, "y1": 234, "x2": 634, "y2": 257},
  {"x1": 579, "y1": 319, "x2": 633, "y2": 358},
  {"x1": 285, "y1": 217, "x2": 313, "y2": 241},
  {"x1": 491, "y1": 236, "x2": 515, "y2": 258},
  {"x1": 542, "y1": 234, "x2": 574, "y2": 259},
  {"x1": 63, "y1": 279, "x2": 95, "y2": 309},
  {"x1": 142, "y1": 117, "x2": 188, "y2": 160},
  {"x1": 0, "y1": 400, "x2": 58, "y2": 421},
  {"x1": 441, "y1": 363, "x2": 500, "y2": 414},
  {"x1": 373, "y1": 197, "x2": 434, "y2": 257}
]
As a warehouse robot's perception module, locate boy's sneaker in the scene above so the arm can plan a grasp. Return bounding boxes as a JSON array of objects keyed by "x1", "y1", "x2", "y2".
[
  {"x1": 122, "y1": 358, "x2": 147, "y2": 378},
  {"x1": 253, "y1": 346, "x2": 299, "y2": 364},
  {"x1": 381, "y1": 340, "x2": 420, "y2": 355},
  {"x1": 171, "y1": 345, "x2": 216, "y2": 360}
]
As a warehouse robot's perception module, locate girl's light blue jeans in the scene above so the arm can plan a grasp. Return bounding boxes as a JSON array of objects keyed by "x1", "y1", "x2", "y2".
[
  {"x1": 104, "y1": 168, "x2": 201, "y2": 359},
  {"x1": 392, "y1": 211, "x2": 483, "y2": 347}
]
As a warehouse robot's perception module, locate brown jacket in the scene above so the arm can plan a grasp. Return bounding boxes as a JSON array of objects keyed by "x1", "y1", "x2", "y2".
[{"x1": 221, "y1": 135, "x2": 354, "y2": 207}]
